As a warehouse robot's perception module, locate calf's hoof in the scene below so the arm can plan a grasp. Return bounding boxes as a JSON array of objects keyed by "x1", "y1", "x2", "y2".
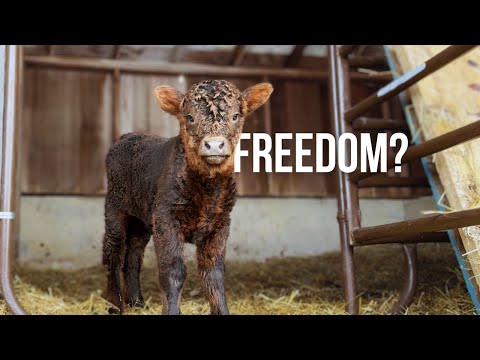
[
  {"x1": 102, "y1": 290, "x2": 124, "y2": 314},
  {"x1": 126, "y1": 297, "x2": 146, "y2": 309}
]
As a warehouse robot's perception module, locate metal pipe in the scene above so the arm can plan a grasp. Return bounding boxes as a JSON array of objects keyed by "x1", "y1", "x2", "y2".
[
  {"x1": 352, "y1": 207, "x2": 480, "y2": 243},
  {"x1": 344, "y1": 45, "x2": 477, "y2": 123},
  {"x1": 391, "y1": 244, "x2": 418, "y2": 314},
  {"x1": 351, "y1": 119, "x2": 480, "y2": 182},
  {"x1": 354, "y1": 231, "x2": 449, "y2": 245},
  {"x1": 0, "y1": 45, "x2": 27, "y2": 315},
  {"x1": 329, "y1": 45, "x2": 359, "y2": 314}
]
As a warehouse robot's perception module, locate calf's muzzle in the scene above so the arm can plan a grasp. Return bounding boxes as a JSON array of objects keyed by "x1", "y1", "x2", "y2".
[{"x1": 200, "y1": 136, "x2": 231, "y2": 165}]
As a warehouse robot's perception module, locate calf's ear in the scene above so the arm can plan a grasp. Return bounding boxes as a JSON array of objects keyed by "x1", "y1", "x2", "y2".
[
  {"x1": 243, "y1": 82, "x2": 274, "y2": 115},
  {"x1": 154, "y1": 86, "x2": 184, "y2": 116}
]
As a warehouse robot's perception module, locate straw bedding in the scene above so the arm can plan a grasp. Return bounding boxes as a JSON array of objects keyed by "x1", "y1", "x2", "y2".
[{"x1": 0, "y1": 243, "x2": 474, "y2": 315}]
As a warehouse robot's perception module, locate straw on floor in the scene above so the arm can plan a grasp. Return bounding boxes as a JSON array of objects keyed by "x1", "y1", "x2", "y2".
[{"x1": 0, "y1": 243, "x2": 475, "y2": 315}]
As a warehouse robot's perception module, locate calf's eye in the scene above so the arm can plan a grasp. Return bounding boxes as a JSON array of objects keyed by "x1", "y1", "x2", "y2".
[
  {"x1": 232, "y1": 113, "x2": 241, "y2": 122},
  {"x1": 185, "y1": 114, "x2": 194, "y2": 123}
]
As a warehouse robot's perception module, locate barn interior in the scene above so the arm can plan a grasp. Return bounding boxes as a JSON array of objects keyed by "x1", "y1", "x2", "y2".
[{"x1": 0, "y1": 45, "x2": 477, "y2": 314}]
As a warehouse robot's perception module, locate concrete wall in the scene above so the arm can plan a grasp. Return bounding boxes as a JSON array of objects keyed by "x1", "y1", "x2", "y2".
[{"x1": 18, "y1": 196, "x2": 437, "y2": 270}]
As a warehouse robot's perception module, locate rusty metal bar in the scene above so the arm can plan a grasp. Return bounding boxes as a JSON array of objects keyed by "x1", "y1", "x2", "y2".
[
  {"x1": 354, "y1": 231, "x2": 449, "y2": 246},
  {"x1": 351, "y1": 119, "x2": 480, "y2": 182},
  {"x1": 352, "y1": 207, "x2": 480, "y2": 243},
  {"x1": 329, "y1": 45, "x2": 360, "y2": 314},
  {"x1": 344, "y1": 45, "x2": 477, "y2": 123},
  {"x1": 358, "y1": 176, "x2": 429, "y2": 188},
  {"x1": 352, "y1": 116, "x2": 404, "y2": 130},
  {"x1": 340, "y1": 45, "x2": 357, "y2": 58},
  {"x1": 391, "y1": 244, "x2": 418, "y2": 314},
  {"x1": 0, "y1": 45, "x2": 27, "y2": 315}
]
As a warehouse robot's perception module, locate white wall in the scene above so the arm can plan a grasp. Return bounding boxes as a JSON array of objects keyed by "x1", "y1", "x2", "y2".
[{"x1": 18, "y1": 196, "x2": 437, "y2": 270}]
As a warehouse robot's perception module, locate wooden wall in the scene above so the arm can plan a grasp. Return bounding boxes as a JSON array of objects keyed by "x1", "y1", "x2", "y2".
[{"x1": 21, "y1": 67, "x2": 430, "y2": 198}]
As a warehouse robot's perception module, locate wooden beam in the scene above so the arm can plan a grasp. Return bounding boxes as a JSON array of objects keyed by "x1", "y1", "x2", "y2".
[
  {"x1": 25, "y1": 55, "x2": 392, "y2": 81},
  {"x1": 170, "y1": 45, "x2": 185, "y2": 63},
  {"x1": 340, "y1": 45, "x2": 357, "y2": 58},
  {"x1": 112, "y1": 45, "x2": 121, "y2": 59},
  {"x1": 349, "y1": 54, "x2": 386, "y2": 68},
  {"x1": 112, "y1": 69, "x2": 120, "y2": 143},
  {"x1": 357, "y1": 45, "x2": 368, "y2": 56},
  {"x1": 230, "y1": 45, "x2": 247, "y2": 66},
  {"x1": 284, "y1": 45, "x2": 307, "y2": 67},
  {"x1": 358, "y1": 176, "x2": 429, "y2": 188}
]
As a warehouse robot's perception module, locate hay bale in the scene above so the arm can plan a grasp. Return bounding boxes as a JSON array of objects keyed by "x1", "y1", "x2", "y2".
[{"x1": 391, "y1": 45, "x2": 480, "y2": 294}]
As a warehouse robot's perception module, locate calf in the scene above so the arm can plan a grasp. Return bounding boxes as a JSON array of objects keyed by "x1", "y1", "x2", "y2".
[{"x1": 102, "y1": 79, "x2": 273, "y2": 314}]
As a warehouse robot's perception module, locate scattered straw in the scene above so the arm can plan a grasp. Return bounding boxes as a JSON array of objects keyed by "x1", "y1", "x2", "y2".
[{"x1": 0, "y1": 244, "x2": 475, "y2": 315}]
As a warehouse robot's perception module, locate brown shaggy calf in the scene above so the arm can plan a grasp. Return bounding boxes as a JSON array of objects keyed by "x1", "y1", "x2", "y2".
[{"x1": 102, "y1": 80, "x2": 273, "y2": 314}]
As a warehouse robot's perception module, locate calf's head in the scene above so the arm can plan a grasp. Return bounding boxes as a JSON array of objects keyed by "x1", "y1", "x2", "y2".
[{"x1": 155, "y1": 80, "x2": 273, "y2": 176}]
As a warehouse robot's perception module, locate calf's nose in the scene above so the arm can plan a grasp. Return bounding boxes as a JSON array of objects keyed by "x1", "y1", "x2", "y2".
[
  {"x1": 204, "y1": 140, "x2": 224, "y2": 151},
  {"x1": 201, "y1": 136, "x2": 229, "y2": 157}
]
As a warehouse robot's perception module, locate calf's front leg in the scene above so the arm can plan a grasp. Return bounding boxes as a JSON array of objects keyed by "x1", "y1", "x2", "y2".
[
  {"x1": 153, "y1": 225, "x2": 186, "y2": 315},
  {"x1": 197, "y1": 225, "x2": 229, "y2": 315}
]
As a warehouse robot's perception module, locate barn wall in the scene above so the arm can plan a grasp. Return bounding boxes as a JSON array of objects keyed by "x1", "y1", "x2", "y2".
[
  {"x1": 18, "y1": 195, "x2": 436, "y2": 269},
  {"x1": 22, "y1": 67, "x2": 430, "y2": 198}
]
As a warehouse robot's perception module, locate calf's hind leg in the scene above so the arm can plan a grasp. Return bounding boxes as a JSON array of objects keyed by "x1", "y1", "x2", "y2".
[
  {"x1": 123, "y1": 216, "x2": 151, "y2": 308},
  {"x1": 102, "y1": 209, "x2": 128, "y2": 313}
]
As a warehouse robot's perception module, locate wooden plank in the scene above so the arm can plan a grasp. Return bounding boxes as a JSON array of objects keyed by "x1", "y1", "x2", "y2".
[
  {"x1": 50, "y1": 45, "x2": 116, "y2": 59},
  {"x1": 169, "y1": 46, "x2": 185, "y2": 63},
  {"x1": 269, "y1": 80, "x2": 334, "y2": 197},
  {"x1": 22, "y1": 68, "x2": 112, "y2": 194},
  {"x1": 118, "y1": 74, "x2": 184, "y2": 138},
  {"x1": 340, "y1": 45, "x2": 357, "y2": 58},
  {"x1": 112, "y1": 45, "x2": 121, "y2": 59},
  {"x1": 230, "y1": 45, "x2": 247, "y2": 66},
  {"x1": 284, "y1": 45, "x2": 307, "y2": 67},
  {"x1": 391, "y1": 45, "x2": 480, "y2": 297},
  {"x1": 349, "y1": 54, "x2": 386, "y2": 68}
]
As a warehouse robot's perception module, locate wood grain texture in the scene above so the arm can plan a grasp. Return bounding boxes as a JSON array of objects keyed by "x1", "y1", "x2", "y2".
[
  {"x1": 118, "y1": 74, "x2": 184, "y2": 138},
  {"x1": 269, "y1": 79, "x2": 334, "y2": 197},
  {"x1": 21, "y1": 67, "x2": 427, "y2": 199},
  {"x1": 22, "y1": 68, "x2": 112, "y2": 194},
  {"x1": 392, "y1": 45, "x2": 480, "y2": 291}
]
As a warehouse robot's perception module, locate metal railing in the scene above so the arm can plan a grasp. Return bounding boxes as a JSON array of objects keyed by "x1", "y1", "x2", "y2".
[
  {"x1": 329, "y1": 44, "x2": 479, "y2": 314},
  {"x1": 0, "y1": 45, "x2": 27, "y2": 314}
]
